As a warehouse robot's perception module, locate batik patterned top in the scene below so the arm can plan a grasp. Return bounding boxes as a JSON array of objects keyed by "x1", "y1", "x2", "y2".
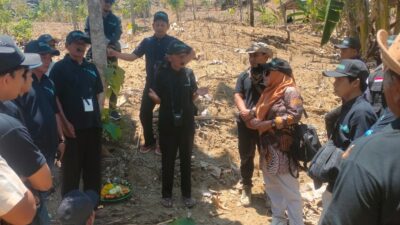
[{"x1": 259, "y1": 86, "x2": 304, "y2": 175}]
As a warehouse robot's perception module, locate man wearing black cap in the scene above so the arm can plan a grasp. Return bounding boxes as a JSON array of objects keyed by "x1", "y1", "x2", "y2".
[
  {"x1": 85, "y1": 0, "x2": 122, "y2": 121},
  {"x1": 0, "y1": 35, "x2": 52, "y2": 196},
  {"x1": 50, "y1": 31, "x2": 104, "y2": 197},
  {"x1": 108, "y1": 11, "x2": 194, "y2": 154},
  {"x1": 148, "y1": 40, "x2": 198, "y2": 208},
  {"x1": 234, "y1": 42, "x2": 273, "y2": 206},
  {"x1": 57, "y1": 189, "x2": 98, "y2": 225},
  {"x1": 320, "y1": 30, "x2": 400, "y2": 225},
  {"x1": 11, "y1": 40, "x2": 63, "y2": 225},
  {"x1": 38, "y1": 34, "x2": 60, "y2": 77},
  {"x1": 334, "y1": 37, "x2": 362, "y2": 60},
  {"x1": 317, "y1": 59, "x2": 377, "y2": 222},
  {"x1": 324, "y1": 37, "x2": 365, "y2": 138}
]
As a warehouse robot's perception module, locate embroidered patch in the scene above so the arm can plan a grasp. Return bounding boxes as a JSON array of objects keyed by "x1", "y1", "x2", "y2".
[{"x1": 340, "y1": 124, "x2": 350, "y2": 134}]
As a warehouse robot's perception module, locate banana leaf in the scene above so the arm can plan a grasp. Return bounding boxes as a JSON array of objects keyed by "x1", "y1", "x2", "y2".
[{"x1": 320, "y1": 0, "x2": 344, "y2": 46}]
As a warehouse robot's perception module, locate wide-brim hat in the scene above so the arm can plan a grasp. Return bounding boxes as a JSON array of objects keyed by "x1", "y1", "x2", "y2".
[{"x1": 377, "y1": 29, "x2": 400, "y2": 75}]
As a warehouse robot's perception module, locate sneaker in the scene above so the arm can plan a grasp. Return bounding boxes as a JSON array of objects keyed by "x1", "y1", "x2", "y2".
[
  {"x1": 240, "y1": 186, "x2": 252, "y2": 206},
  {"x1": 139, "y1": 144, "x2": 154, "y2": 153},
  {"x1": 109, "y1": 111, "x2": 121, "y2": 121},
  {"x1": 182, "y1": 197, "x2": 196, "y2": 208}
]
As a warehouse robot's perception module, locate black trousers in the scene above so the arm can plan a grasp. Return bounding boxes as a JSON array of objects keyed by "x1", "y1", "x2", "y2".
[
  {"x1": 160, "y1": 128, "x2": 194, "y2": 198},
  {"x1": 237, "y1": 120, "x2": 260, "y2": 187},
  {"x1": 61, "y1": 128, "x2": 102, "y2": 197},
  {"x1": 140, "y1": 86, "x2": 156, "y2": 147},
  {"x1": 325, "y1": 106, "x2": 342, "y2": 138}
]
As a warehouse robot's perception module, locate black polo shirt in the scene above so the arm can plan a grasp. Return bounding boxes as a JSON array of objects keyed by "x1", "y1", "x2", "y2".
[
  {"x1": 14, "y1": 73, "x2": 58, "y2": 159},
  {"x1": 85, "y1": 11, "x2": 122, "y2": 46},
  {"x1": 332, "y1": 95, "x2": 377, "y2": 150},
  {"x1": 365, "y1": 108, "x2": 396, "y2": 136},
  {"x1": 50, "y1": 55, "x2": 103, "y2": 130},
  {"x1": 133, "y1": 35, "x2": 177, "y2": 86},
  {"x1": 0, "y1": 100, "x2": 24, "y2": 123},
  {"x1": 234, "y1": 67, "x2": 268, "y2": 123},
  {"x1": 322, "y1": 117, "x2": 400, "y2": 225},
  {"x1": 153, "y1": 62, "x2": 197, "y2": 134},
  {"x1": 0, "y1": 112, "x2": 46, "y2": 177}
]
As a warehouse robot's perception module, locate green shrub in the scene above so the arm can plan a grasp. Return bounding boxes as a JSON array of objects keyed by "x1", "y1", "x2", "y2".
[
  {"x1": 11, "y1": 19, "x2": 33, "y2": 43},
  {"x1": 257, "y1": 6, "x2": 278, "y2": 25}
]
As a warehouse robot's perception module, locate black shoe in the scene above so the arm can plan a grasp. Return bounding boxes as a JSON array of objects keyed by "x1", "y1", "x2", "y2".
[{"x1": 110, "y1": 111, "x2": 121, "y2": 121}]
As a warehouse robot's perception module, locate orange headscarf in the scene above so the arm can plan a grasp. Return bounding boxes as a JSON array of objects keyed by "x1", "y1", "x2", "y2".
[{"x1": 255, "y1": 70, "x2": 296, "y2": 120}]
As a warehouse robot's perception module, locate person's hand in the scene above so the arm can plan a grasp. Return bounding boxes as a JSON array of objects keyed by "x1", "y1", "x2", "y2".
[
  {"x1": 240, "y1": 109, "x2": 252, "y2": 122},
  {"x1": 148, "y1": 88, "x2": 160, "y2": 103},
  {"x1": 246, "y1": 118, "x2": 260, "y2": 129},
  {"x1": 342, "y1": 144, "x2": 354, "y2": 159},
  {"x1": 63, "y1": 121, "x2": 76, "y2": 138},
  {"x1": 279, "y1": 134, "x2": 293, "y2": 152},
  {"x1": 57, "y1": 142, "x2": 66, "y2": 162},
  {"x1": 196, "y1": 87, "x2": 209, "y2": 96},
  {"x1": 107, "y1": 48, "x2": 118, "y2": 57}
]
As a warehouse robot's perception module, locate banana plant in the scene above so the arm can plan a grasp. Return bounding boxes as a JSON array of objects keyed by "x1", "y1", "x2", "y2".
[{"x1": 320, "y1": 0, "x2": 344, "y2": 46}]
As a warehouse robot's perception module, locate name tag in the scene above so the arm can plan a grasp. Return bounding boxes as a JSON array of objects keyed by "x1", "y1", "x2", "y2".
[{"x1": 83, "y1": 98, "x2": 94, "y2": 112}]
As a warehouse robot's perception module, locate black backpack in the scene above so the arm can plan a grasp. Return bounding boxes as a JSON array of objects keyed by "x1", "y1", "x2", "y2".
[{"x1": 290, "y1": 111, "x2": 321, "y2": 169}]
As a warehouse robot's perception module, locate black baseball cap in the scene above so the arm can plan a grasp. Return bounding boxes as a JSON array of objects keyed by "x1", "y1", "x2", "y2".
[
  {"x1": 0, "y1": 35, "x2": 42, "y2": 74},
  {"x1": 334, "y1": 37, "x2": 361, "y2": 51},
  {"x1": 323, "y1": 59, "x2": 369, "y2": 81},
  {"x1": 38, "y1": 34, "x2": 59, "y2": 44},
  {"x1": 66, "y1": 30, "x2": 91, "y2": 45},
  {"x1": 25, "y1": 40, "x2": 60, "y2": 56},
  {"x1": 269, "y1": 58, "x2": 292, "y2": 76},
  {"x1": 166, "y1": 40, "x2": 192, "y2": 55},
  {"x1": 57, "y1": 190, "x2": 99, "y2": 225},
  {"x1": 154, "y1": 11, "x2": 169, "y2": 23}
]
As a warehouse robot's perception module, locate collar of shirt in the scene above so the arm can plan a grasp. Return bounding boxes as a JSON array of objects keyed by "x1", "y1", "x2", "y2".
[
  {"x1": 64, "y1": 54, "x2": 90, "y2": 67},
  {"x1": 341, "y1": 95, "x2": 364, "y2": 112}
]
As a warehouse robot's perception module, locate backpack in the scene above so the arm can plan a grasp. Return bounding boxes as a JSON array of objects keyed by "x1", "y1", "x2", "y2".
[{"x1": 290, "y1": 111, "x2": 321, "y2": 169}]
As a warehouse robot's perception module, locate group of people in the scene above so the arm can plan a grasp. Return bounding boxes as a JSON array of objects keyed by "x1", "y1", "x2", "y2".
[
  {"x1": 0, "y1": 0, "x2": 201, "y2": 223},
  {"x1": 234, "y1": 33, "x2": 400, "y2": 224},
  {"x1": 1, "y1": 0, "x2": 400, "y2": 224}
]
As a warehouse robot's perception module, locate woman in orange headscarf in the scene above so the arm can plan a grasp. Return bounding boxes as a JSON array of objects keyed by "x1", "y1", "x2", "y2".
[{"x1": 247, "y1": 58, "x2": 304, "y2": 225}]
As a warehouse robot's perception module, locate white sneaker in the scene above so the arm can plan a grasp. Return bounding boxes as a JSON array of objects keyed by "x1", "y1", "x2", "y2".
[{"x1": 240, "y1": 187, "x2": 252, "y2": 206}]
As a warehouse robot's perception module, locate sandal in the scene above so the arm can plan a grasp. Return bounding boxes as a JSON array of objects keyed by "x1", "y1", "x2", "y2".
[
  {"x1": 139, "y1": 144, "x2": 154, "y2": 153},
  {"x1": 182, "y1": 197, "x2": 196, "y2": 208},
  {"x1": 160, "y1": 198, "x2": 173, "y2": 208}
]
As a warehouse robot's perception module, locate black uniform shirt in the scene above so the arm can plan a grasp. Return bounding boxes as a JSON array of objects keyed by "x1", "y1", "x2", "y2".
[
  {"x1": 153, "y1": 62, "x2": 197, "y2": 134},
  {"x1": 368, "y1": 64, "x2": 386, "y2": 116},
  {"x1": 0, "y1": 112, "x2": 46, "y2": 177},
  {"x1": 332, "y1": 95, "x2": 377, "y2": 150},
  {"x1": 322, "y1": 117, "x2": 400, "y2": 225},
  {"x1": 0, "y1": 100, "x2": 24, "y2": 123},
  {"x1": 235, "y1": 69, "x2": 263, "y2": 110},
  {"x1": 85, "y1": 11, "x2": 122, "y2": 46},
  {"x1": 14, "y1": 73, "x2": 59, "y2": 158},
  {"x1": 133, "y1": 35, "x2": 177, "y2": 86},
  {"x1": 50, "y1": 55, "x2": 103, "y2": 130}
]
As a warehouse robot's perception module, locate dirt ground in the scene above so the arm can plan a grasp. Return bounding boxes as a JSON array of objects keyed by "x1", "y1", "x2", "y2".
[{"x1": 32, "y1": 10, "x2": 342, "y2": 225}]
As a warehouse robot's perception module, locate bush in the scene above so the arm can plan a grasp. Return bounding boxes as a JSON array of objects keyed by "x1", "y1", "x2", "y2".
[
  {"x1": 257, "y1": 6, "x2": 278, "y2": 25},
  {"x1": 11, "y1": 19, "x2": 33, "y2": 43}
]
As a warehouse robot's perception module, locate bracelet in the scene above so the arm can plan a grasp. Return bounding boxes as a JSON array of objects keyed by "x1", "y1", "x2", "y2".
[{"x1": 271, "y1": 119, "x2": 276, "y2": 128}]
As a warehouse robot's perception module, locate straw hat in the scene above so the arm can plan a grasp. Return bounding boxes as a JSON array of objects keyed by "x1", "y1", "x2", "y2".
[{"x1": 377, "y1": 29, "x2": 400, "y2": 75}]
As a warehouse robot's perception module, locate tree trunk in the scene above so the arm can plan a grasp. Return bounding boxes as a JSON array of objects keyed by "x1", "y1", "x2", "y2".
[
  {"x1": 192, "y1": 0, "x2": 197, "y2": 20},
  {"x1": 129, "y1": 0, "x2": 136, "y2": 34},
  {"x1": 355, "y1": 0, "x2": 370, "y2": 58},
  {"x1": 344, "y1": 1, "x2": 358, "y2": 37},
  {"x1": 71, "y1": 0, "x2": 79, "y2": 30},
  {"x1": 87, "y1": 0, "x2": 107, "y2": 107},
  {"x1": 376, "y1": 0, "x2": 389, "y2": 31},
  {"x1": 249, "y1": 0, "x2": 254, "y2": 26},
  {"x1": 239, "y1": 0, "x2": 243, "y2": 22}
]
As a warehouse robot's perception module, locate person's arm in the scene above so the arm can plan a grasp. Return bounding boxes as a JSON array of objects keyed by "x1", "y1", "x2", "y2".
[
  {"x1": 321, "y1": 159, "x2": 380, "y2": 225},
  {"x1": 56, "y1": 97, "x2": 76, "y2": 138},
  {"x1": 107, "y1": 50, "x2": 139, "y2": 61},
  {"x1": 1, "y1": 190, "x2": 36, "y2": 225},
  {"x1": 108, "y1": 38, "x2": 146, "y2": 61},
  {"x1": 233, "y1": 73, "x2": 253, "y2": 121},
  {"x1": 26, "y1": 164, "x2": 52, "y2": 191}
]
